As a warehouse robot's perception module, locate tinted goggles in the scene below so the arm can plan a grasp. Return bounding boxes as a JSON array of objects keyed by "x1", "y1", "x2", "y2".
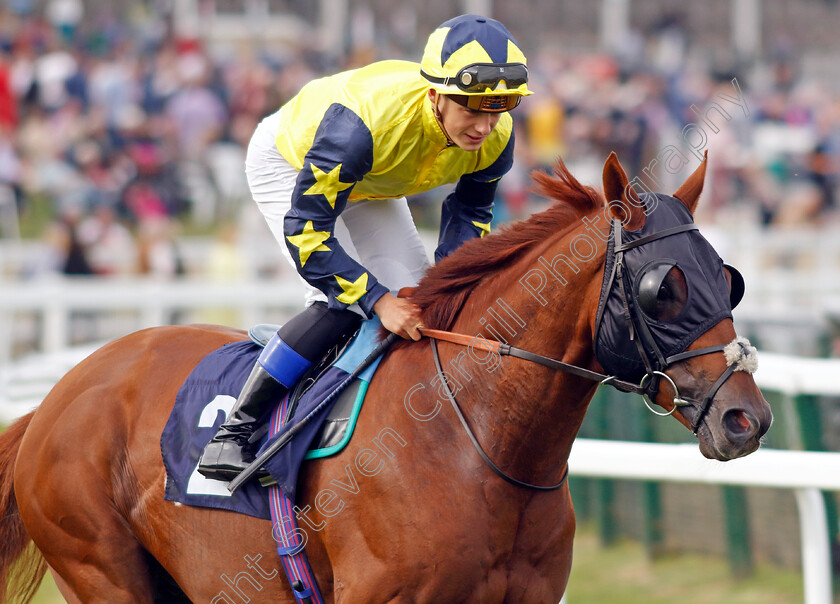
[
  {"x1": 422, "y1": 62, "x2": 528, "y2": 94},
  {"x1": 448, "y1": 93, "x2": 521, "y2": 113},
  {"x1": 452, "y1": 62, "x2": 529, "y2": 93}
]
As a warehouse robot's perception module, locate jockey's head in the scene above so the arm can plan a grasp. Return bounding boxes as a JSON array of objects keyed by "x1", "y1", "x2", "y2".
[{"x1": 420, "y1": 14, "x2": 532, "y2": 115}]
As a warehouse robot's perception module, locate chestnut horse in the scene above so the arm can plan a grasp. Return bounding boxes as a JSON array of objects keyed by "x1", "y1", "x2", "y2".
[{"x1": 0, "y1": 153, "x2": 771, "y2": 603}]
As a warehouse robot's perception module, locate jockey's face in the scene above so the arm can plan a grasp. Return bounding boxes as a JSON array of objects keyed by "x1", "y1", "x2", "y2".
[{"x1": 430, "y1": 90, "x2": 502, "y2": 151}]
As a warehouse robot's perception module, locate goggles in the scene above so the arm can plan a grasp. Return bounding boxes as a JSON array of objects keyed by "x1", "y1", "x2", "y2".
[
  {"x1": 448, "y1": 93, "x2": 521, "y2": 113},
  {"x1": 422, "y1": 62, "x2": 529, "y2": 94}
]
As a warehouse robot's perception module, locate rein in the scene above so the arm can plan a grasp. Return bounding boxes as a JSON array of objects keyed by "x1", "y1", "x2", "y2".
[
  {"x1": 420, "y1": 326, "x2": 738, "y2": 492},
  {"x1": 421, "y1": 327, "x2": 646, "y2": 492},
  {"x1": 421, "y1": 328, "x2": 646, "y2": 395},
  {"x1": 429, "y1": 337, "x2": 568, "y2": 491},
  {"x1": 420, "y1": 329, "x2": 650, "y2": 491}
]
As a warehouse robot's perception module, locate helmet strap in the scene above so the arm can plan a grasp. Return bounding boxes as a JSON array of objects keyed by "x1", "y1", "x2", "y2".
[{"x1": 431, "y1": 92, "x2": 455, "y2": 147}]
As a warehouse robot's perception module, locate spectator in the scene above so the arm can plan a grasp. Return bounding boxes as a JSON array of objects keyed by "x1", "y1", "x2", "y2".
[
  {"x1": 0, "y1": 0, "x2": 837, "y2": 261},
  {"x1": 0, "y1": 49, "x2": 17, "y2": 128},
  {"x1": 164, "y1": 49, "x2": 226, "y2": 159},
  {"x1": 45, "y1": 0, "x2": 83, "y2": 44},
  {"x1": 35, "y1": 207, "x2": 95, "y2": 276},
  {"x1": 77, "y1": 202, "x2": 137, "y2": 275},
  {"x1": 120, "y1": 140, "x2": 186, "y2": 220},
  {"x1": 136, "y1": 214, "x2": 184, "y2": 279}
]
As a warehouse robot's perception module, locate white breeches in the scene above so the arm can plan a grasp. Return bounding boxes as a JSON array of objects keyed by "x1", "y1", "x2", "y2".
[{"x1": 244, "y1": 112, "x2": 431, "y2": 313}]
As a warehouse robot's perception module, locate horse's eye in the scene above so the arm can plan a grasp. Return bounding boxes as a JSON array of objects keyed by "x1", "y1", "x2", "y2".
[{"x1": 636, "y1": 262, "x2": 688, "y2": 321}]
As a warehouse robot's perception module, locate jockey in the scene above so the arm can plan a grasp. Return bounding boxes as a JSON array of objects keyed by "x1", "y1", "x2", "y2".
[{"x1": 199, "y1": 14, "x2": 532, "y2": 480}]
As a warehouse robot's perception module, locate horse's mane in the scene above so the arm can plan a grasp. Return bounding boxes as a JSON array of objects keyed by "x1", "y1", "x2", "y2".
[{"x1": 413, "y1": 158, "x2": 605, "y2": 330}]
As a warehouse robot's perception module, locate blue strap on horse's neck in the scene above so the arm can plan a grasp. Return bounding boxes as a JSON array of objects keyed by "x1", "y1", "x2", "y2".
[{"x1": 267, "y1": 395, "x2": 324, "y2": 604}]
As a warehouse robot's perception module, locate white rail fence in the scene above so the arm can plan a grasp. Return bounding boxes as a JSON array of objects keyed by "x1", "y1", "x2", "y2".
[
  {"x1": 0, "y1": 276, "x2": 837, "y2": 363},
  {"x1": 0, "y1": 277, "x2": 307, "y2": 362},
  {"x1": 5, "y1": 222, "x2": 840, "y2": 311}
]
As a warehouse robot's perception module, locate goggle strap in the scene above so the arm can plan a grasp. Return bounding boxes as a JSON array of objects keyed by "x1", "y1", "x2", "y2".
[{"x1": 420, "y1": 69, "x2": 453, "y2": 87}]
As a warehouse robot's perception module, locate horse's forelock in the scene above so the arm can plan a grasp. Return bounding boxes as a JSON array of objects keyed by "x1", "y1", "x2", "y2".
[{"x1": 412, "y1": 159, "x2": 605, "y2": 331}]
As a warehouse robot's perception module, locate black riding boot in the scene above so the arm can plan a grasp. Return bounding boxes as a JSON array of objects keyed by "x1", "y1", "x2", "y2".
[
  {"x1": 197, "y1": 363, "x2": 284, "y2": 480},
  {"x1": 197, "y1": 302, "x2": 362, "y2": 482}
]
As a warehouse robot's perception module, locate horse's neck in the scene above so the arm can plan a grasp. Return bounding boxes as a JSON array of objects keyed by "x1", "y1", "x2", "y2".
[{"x1": 448, "y1": 227, "x2": 605, "y2": 483}]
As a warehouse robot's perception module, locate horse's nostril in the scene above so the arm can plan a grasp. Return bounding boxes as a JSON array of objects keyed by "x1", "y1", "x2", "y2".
[{"x1": 723, "y1": 409, "x2": 752, "y2": 437}]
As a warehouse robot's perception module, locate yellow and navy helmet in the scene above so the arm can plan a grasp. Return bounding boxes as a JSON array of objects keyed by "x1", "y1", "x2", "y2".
[{"x1": 420, "y1": 14, "x2": 532, "y2": 111}]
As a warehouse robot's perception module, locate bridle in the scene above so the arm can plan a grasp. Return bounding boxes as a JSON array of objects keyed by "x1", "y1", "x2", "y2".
[{"x1": 421, "y1": 216, "x2": 751, "y2": 491}]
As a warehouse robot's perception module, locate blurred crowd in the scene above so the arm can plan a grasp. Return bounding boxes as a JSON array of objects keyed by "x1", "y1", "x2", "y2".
[
  {"x1": 0, "y1": 2, "x2": 838, "y2": 279},
  {"x1": 0, "y1": 2, "x2": 288, "y2": 278},
  {"x1": 512, "y1": 23, "x2": 840, "y2": 229}
]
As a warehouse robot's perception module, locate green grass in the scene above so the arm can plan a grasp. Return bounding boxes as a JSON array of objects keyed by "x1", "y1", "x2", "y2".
[{"x1": 566, "y1": 523, "x2": 804, "y2": 604}]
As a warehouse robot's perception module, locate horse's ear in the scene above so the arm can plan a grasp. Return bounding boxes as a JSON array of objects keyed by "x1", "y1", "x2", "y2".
[
  {"x1": 602, "y1": 151, "x2": 645, "y2": 231},
  {"x1": 673, "y1": 151, "x2": 708, "y2": 214}
]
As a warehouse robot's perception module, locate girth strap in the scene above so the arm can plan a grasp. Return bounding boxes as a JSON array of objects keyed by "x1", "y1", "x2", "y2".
[{"x1": 429, "y1": 338, "x2": 569, "y2": 491}]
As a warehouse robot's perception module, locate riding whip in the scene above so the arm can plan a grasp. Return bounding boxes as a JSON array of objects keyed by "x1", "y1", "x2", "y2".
[{"x1": 228, "y1": 332, "x2": 399, "y2": 493}]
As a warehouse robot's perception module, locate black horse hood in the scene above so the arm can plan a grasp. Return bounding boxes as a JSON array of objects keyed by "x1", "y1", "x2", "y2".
[{"x1": 593, "y1": 193, "x2": 737, "y2": 382}]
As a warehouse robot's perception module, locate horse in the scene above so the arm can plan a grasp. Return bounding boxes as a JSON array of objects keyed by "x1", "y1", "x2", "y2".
[{"x1": 0, "y1": 152, "x2": 772, "y2": 603}]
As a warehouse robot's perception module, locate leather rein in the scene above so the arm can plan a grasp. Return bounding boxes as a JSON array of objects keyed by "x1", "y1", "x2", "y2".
[
  {"x1": 422, "y1": 328, "x2": 632, "y2": 491},
  {"x1": 420, "y1": 326, "x2": 730, "y2": 492}
]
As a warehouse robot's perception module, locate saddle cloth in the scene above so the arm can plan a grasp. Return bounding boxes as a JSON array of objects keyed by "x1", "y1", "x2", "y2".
[{"x1": 160, "y1": 319, "x2": 385, "y2": 520}]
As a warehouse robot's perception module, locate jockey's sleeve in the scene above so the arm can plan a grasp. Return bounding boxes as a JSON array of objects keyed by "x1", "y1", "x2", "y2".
[
  {"x1": 434, "y1": 127, "x2": 515, "y2": 262},
  {"x1": 283, "y1": 104, "x2": 389, "y2": 317}
]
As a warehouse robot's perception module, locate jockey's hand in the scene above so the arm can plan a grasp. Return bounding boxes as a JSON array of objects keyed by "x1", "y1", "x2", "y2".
[{"x1": 373, "y1": 293, "x2": 424, "y2": 341}]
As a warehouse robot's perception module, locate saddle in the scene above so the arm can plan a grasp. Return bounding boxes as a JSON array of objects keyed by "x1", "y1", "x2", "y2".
[
  {"x1": 246, "y1": 323, "x2": 366, "y2": 460},
  {"x1": 160, "y1": 318, "x2": 387, "y2": 519}
]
